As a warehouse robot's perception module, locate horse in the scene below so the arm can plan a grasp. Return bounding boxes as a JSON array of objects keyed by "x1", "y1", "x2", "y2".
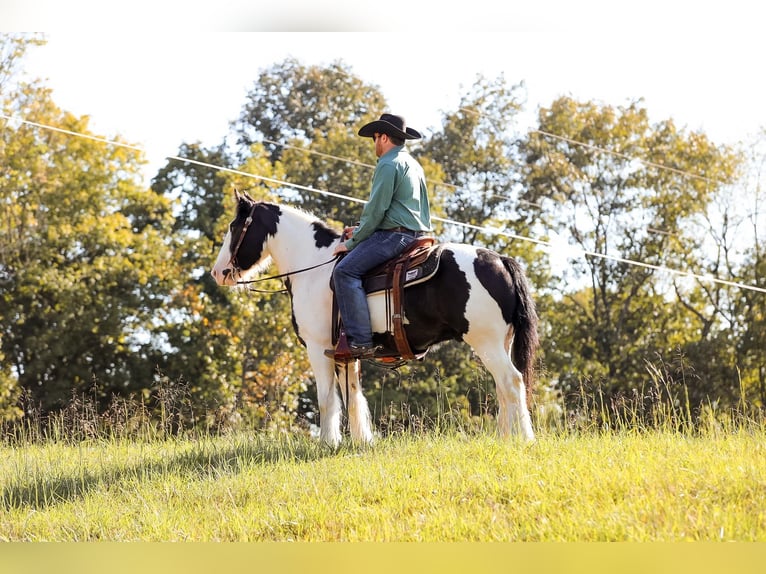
[{"x1": 211, "y1": 190, "x2": 539, "y2": 446}]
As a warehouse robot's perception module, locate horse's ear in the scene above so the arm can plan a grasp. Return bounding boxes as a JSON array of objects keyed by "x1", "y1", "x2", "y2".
[{"x1": 234, "y1": 188, "x2": 256, "y2": 204}]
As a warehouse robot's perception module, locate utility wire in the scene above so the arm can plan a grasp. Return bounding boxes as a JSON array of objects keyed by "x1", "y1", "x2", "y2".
[
  {"x1": 458, "y1": 106, "x2": 729, "y2": 186},
  {"x1": 3, "y1": 113, "x2": 765, "y2": 294},
  {"x1": 531, "y1": 129, "x2": 719, "y2": 185}
]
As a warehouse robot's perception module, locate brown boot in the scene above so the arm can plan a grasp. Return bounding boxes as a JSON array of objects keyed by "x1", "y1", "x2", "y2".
[{"x1": 323, "y1": 344, "x2": 380, "y2": 361}]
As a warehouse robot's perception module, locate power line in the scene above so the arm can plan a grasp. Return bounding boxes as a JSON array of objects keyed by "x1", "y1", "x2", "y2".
[
  {"x1": 0, "y1": 114, "x2": 146, "y2": 152},
  {"x1": 262, "y1": 138, "x2": 376, "y2": 170},
  {"x1": 458, "y1": 106, "x2": 731, "y2": 187},
  {"x1": 261, "y1": 138, "x2": 539, "y2": 209},
  {"x1": 532, "y1": 129, "x2": 719, "y2": 186},
  {"x1": 3, "y1": 113, "x2": 765, "y2": 294}
]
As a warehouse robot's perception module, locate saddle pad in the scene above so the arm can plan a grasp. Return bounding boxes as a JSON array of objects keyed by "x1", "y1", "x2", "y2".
[{"x1": 362, "y1": 243, "x2": 445, "y2": 295}]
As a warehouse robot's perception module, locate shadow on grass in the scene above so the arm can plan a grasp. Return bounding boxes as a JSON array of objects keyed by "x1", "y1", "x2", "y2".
[{"x1": 2, "y1": 434, "x2": 345, "y2": 511}]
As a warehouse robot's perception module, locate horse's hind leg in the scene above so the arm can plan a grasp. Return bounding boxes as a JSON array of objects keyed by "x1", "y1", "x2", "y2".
[
  {"x1": 337, "y1": 361, "x2": 374, "y2": 445},
  {"x1": 470, "y1": 338, "x2": 535, "y2": 441}
]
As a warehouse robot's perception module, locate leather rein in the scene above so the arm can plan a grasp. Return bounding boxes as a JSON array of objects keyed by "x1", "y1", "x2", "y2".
[{"x1": 237, "y1": 257, "x2": 339, "y2": 293}]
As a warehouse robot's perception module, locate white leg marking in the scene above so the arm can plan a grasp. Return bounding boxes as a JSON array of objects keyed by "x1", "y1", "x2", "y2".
[
  {"x1": 467, "y1": 337, "x2": 535, "y2": 442},
  {"x1": 337, "y1": 360, "x2": 374, "y2": 445},
  {"x1": 307, "y1": 345, "x2": 342, "y2": 447}
]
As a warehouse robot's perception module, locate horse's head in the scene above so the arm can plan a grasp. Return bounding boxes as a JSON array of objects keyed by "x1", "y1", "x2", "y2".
[{"x1": 211, "y1": 190, "x2": 281, "y2": 286}]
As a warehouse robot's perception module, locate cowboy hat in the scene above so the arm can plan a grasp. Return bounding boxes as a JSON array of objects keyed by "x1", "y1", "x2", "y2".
[{"x1": 358, "y1": 113, "x2": 422, "y2": 140}]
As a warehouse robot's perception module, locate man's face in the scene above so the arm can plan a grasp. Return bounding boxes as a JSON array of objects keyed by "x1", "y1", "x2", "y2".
[{"x1": 373, "y1": 132, "x2": 387, "y2": 157}]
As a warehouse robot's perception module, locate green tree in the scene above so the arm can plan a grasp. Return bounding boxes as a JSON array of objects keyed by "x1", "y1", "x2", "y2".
[
  {"x1": 683, "y1": 132, "x2": 766, "y2": 411},
  {"x1": 737, "y1": 249, "x2": 766, "y2": 409},
  {"x1": 0, "y1": 34, "x2": 45, "y2": 420},
  {"x1": 665, "y1": 183, "x2": 760, "y2": 410},
  {"x1": 216, "y1": 146, "x2": 315, "y2": 430},
  {"x1": 233, "y1": 58, "x2": 388, "y2": 226},
  {"x1": 150, "y1": 143, "x2": 242, "y2": 423},
  {"x1": 1, "y1": 36, "x2": 175, "y2": 414},
  {"x1": 410, "y1": 75, "x2": 553, "y2": 419},
  {"x1": 151, "y1": 141, "x2": 313, "y2": 430},
  {"x1": 422, "y1": 75, "x2": 527, "y2": 246},
  {"x1": 738, "y1": 133, "x2": 766, "y2": 408},
  {"x1": 521, "y1": 96, "x2": 741, "y2": 416}
]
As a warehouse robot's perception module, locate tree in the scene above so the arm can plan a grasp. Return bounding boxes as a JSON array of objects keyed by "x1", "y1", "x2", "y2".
[
  {"x1": 151, "y1": 140, "x2": 315, "y2": 430},
  {"x1": 422, "y1": 75, "x2": 527, "y2": 245},
  {"x1": 149, "y1": 142, "x2": 243, "y2": 423},
  {"x1": 233, "y1": 58, "x2": 389, "y2": 226},
  {"x1": 408, "y1": 75, "x2": 554, "y2": 419},
  {"x1": 520, "y1": 96, "x2": 742, "y2": 417},
  {"x1": 738, "y1": 133, "x2": 766, "y2": 409},
  {"x1": 1, "y1": 36, "x2": 175, "y2": 414},
  {"x1": 0, "y1": 34, "x2": 45, "y2": 420},
  {"x1": 736, "y1": 249, "x2": 766, "y2": 409}
]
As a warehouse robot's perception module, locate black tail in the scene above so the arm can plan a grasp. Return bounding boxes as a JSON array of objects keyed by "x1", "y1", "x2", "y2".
[{"x1": 502, "y1": 257, "x2": 539, "y2": 402}]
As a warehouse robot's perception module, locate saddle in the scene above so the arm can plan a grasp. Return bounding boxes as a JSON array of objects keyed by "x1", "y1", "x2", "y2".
[{"x1": 331, "y1": 237, "x2": 444, "y2": 363}]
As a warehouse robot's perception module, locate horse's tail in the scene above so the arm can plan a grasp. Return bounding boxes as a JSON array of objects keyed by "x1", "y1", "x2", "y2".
[{"x1": 502, "y1": 256, "x2": 539, "y2": 402}]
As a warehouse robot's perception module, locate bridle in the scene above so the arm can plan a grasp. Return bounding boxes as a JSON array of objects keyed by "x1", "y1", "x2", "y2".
[
  {"x1": 226, "y1": 203, "x2": 339, "y2": 293},
  {"x1": 228, "y1": 203, "x2": 258, "y2": 271}
]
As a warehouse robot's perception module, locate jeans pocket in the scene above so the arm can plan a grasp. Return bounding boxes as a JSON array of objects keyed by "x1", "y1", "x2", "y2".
[{"x1": 398, "y1": 233, "x2": 415, "y2": 249}]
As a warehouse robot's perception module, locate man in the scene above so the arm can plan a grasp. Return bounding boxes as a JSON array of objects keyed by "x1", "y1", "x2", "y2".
[{"x1": 325, "y1": 113, "x2": 432, "y2": 360}]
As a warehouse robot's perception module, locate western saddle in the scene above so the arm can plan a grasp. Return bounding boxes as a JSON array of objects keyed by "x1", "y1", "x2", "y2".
[{"x1": 331, "y1": 237, "x2": 444, "y2": 364}]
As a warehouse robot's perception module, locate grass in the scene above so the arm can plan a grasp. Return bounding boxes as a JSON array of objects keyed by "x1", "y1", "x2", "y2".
[{"x1": 2, "y1": 421, "x2": 766, "y2": 541}]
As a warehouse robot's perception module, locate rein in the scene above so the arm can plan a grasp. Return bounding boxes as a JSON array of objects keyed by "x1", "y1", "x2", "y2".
[{"x1": 236, "y1": 255, "x2": 340, "y2": 293}]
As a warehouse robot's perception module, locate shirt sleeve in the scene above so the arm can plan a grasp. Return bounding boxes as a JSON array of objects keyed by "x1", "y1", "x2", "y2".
[{"x1": 345, "y1": 162, "x2": 397, "y2": 250}]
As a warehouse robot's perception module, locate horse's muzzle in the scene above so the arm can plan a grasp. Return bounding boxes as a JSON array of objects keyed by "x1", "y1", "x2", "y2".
[{"x1": 211, "y1": 267, "x2": 235, "y2": 286}]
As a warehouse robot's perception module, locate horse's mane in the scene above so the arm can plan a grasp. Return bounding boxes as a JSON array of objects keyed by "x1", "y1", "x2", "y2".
[{"x1": 277, "y1": 202, "x2": 342, "y2": 236}]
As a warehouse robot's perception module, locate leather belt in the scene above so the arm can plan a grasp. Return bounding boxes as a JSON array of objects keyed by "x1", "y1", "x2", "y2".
[{"x1": 384, "y1": 226, "x2": 428, "y2": 236}]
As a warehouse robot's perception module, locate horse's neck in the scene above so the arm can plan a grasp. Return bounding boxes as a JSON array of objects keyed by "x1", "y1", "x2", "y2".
[{"x1": 267, "y1": 209, "x2": 336, "y2": 274}]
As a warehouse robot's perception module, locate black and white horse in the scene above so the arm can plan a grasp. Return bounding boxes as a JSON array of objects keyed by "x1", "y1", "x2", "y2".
[{"x1": 211, "y1": 191, "x2": 539, "y2": 446}]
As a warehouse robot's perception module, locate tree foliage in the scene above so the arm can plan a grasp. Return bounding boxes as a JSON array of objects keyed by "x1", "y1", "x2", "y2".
[
  {"x1": 700, "y1": 132, "x2": 766, "y2": 410},
  {"x1": 1, "y1": 36, "x2": 174, "y2": 415},
  {"x1": 233, "y1": 58, "x2": 387, "y2": 226},
  {"x1": 520, "y1": 96, "x2": 745, "y2": 416},
  {"x1": 423, "y1": 75, "x2": 526, "y2": 245}
]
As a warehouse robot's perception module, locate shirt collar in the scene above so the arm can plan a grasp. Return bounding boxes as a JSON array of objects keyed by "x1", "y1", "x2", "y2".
[{"x1": 379, "y1": 145, "x2": 405, "y2": 161}]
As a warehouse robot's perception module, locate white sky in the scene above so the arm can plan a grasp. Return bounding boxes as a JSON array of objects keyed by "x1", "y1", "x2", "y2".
[{"x1": 7, "y1": 1, "x2": 766, "y2": 185}]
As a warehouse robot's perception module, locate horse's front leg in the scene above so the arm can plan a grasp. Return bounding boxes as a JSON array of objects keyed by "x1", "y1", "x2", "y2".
[
  {"x1": 337, "y1": 360, "x2": 374, "y2": 445},
  {"x1": 306, "y1": 345, "x2": 343, "y2": 447}
]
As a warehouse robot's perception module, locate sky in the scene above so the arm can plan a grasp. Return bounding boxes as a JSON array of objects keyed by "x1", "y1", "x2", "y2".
[{"x1": 6, "y1": 1, "x2": 766, "y2": 186}]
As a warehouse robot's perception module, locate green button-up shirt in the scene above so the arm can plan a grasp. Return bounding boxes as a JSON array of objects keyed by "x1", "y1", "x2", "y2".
[{"x1": 345, "y1": 145, "x2": 432, "y2": 251}]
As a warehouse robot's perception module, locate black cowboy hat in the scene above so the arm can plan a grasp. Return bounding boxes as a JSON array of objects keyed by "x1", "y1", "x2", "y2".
[{"x1": 358, "y1": 113, "x2": 422, "y2": 140}]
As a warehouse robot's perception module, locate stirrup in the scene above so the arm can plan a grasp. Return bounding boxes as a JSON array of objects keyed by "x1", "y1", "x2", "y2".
[{"x1": 324, "y1": 344, "x2": 380, "y2": 362}]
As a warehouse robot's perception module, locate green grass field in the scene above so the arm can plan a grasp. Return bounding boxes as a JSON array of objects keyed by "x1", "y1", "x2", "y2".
[{"x1": 3, "y1": 421, "x2": 765, "y2": 541}]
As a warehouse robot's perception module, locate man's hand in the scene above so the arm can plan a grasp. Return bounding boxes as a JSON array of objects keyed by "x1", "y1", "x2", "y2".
[{"x1": 334, "y1": 226, "x2": 355, "y2": 255}]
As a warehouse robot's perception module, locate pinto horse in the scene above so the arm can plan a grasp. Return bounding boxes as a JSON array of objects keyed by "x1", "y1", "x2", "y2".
[{"x1": 211, "y1": 191, "x2": 539, "y2": 446}]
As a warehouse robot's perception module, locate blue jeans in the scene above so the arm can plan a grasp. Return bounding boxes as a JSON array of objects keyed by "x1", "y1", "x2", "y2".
[{"x1": 333, "y1": 230, "x2": 417, "y2": 347}]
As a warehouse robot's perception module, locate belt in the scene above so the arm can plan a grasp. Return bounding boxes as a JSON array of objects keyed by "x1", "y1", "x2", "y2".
[{"x1": 384, "y1": 226, "x2": 428, "y2": 236}]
